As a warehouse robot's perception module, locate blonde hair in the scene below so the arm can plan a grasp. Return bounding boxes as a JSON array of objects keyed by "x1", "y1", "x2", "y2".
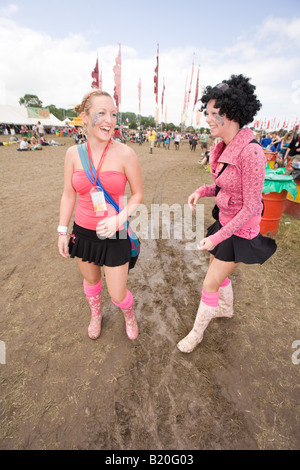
[
  {"x1": 75, "y1": 90, "x2": 112, "y2": 115},
  {"x1": 282, "y1": 132, "x2": 293, "y2": 144}
]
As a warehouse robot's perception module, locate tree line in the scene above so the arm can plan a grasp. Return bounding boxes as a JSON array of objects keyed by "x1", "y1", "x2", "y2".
[{"x1": 18, "y1": 94, "x2": 209, "y2": 133}]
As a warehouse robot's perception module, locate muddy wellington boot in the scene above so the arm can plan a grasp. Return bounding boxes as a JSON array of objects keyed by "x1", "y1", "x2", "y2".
[
  {"x1": 177, "y1": 290, "x2": 219, "y2": 353},
  {"x1": 83, "y1": 279, "x2": 102, "y2": 340},
  {"x1": 112, "y1": 290, "x2": 138, "y2": 340},
  {"x1": 216, "y1": 278, "x2": 234, "y2": 318}
]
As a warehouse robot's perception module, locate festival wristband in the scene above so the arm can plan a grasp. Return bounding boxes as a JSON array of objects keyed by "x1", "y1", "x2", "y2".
[{"x1": 57, "y1": 225, "x2": 68, "y2": 233}]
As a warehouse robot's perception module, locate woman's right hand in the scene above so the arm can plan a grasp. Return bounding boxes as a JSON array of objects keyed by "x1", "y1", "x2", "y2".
[
  {"x1": 58, "y1": 235, "x2": 70, "y2": 258},
  {"x1": 188, "y1": 192, "x2": 201, "y2": 210}
]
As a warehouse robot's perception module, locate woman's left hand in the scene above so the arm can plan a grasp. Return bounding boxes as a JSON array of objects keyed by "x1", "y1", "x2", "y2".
[
  {"x1": 198, "y1": 237, "x2": 215, "y2": 251},
  {"x1": 96, "y1": 216, "x2": 119, "y2": 238}
]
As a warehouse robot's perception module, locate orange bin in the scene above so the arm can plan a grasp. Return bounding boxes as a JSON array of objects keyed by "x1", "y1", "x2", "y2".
[{"x1": 260, "y1": 190, "x2": 287, "y2": 236}]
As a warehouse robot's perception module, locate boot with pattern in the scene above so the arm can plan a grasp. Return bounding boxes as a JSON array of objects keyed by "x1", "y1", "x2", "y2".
[
  {"x1": 112, "y1": 290, "x2": 138, "y2": 340},
  {"x1": 177, "y1": 289, "x2": 219, "y2": 353},
  {"x1": 216, "y1": 278, "x2": 233, "y2": 318},
  {"x1": 84, "y1": 280, "x2": 102, "y2": 340}
]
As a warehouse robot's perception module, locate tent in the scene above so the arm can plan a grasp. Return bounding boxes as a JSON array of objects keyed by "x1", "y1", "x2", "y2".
[{"x1": 0, "y1": 104, "x2": 64, "y2": 127}]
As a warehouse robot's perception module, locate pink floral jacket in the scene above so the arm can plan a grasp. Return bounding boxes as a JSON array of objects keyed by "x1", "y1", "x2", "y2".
[{"x1": 195, "y1": 128, "x2": 266, "y2": 247}]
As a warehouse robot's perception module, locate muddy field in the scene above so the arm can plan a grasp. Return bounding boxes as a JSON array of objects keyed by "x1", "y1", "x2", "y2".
[{"x1": 0, "y1": 135, "x2": 299, "y2": 450}]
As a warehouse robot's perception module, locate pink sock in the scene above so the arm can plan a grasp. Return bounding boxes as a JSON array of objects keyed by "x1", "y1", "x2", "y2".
[
  {"x1": 83, "y1": 279, "x2": 102, "y2": 297},
  {"x1": 112, "y1": 289, "x2": 133, "y2": 309},
  {"x1": 201, "y1": 289, "x2": 219, "y2": 307},
  {"x1": 220, "y1": 277, "x2": 230, "y2": 287}
]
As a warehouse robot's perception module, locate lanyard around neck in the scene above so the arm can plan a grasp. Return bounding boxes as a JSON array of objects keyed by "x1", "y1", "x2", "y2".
[{"x1": 86, "y1": 139, "x2": 111, "y2": 187}]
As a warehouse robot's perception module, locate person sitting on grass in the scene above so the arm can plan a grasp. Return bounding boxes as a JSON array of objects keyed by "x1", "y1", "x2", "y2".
[{"x1": 17, "y1": 137, "x2": 30, "y2": 151}]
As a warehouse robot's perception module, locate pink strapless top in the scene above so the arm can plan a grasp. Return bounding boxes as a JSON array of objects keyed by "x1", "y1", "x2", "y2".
[{"x1": 72, "y1": 170, "x2": 127, "y2": 230}]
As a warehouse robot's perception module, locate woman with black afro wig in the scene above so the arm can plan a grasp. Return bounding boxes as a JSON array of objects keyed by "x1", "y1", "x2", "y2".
[{"x1": 177, "y1": 74, "x2": 277, "y2": 354}]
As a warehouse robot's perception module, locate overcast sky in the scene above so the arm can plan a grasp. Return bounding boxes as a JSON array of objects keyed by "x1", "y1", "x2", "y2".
[{"x1": 0, "y1": 0, "x2": 300, "y2": 127}]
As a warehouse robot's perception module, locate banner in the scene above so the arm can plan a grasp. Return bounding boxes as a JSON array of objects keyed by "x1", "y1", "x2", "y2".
[
  {"x1": 91, "y1": 57, "x2": 99, "y2": 89},
  {"x1": 186, "y1": 53, "x2": 195, "y2": 112},
  {"x1": 193, "y1": 66, "x2": 200, "y2": 111},
  {"x1": 181, "y1": 75, "x2": 188, "y2": 124},
  {"x1": 27, "y1": 107, "x2": 50, "y2": 118},
  {"x1": 99, "y1": 64, "x2": 102, "y2": 91},
  {"x1": 161, "y1": 77, "x2": 165, "y2": 114},
  {"x1": 113, "y1": 44, "x2": 121, "y2": 111},
  {"x1": 154, "y1": 43, "x2": 159, "y2": 104}
]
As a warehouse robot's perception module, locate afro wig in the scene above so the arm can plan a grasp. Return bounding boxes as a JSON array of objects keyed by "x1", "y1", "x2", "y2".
[{"x1": 200, "y1": 74, "x2": 262, "y2": 128}]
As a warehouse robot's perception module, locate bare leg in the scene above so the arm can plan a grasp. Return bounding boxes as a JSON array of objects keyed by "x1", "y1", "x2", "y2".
[
  {"x1": 203, "y1": 257, "x2": 240, "y2": 293},
  {"x1": 76, "y1": 258, "x2": 101, "y2": 285},
  {"x1": 103, "y1": 263, "x2": 129, "y2": 304}
]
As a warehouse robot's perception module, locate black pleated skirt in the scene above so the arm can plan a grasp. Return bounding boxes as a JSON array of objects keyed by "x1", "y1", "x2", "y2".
[
  {"x1": 68, "y1": 222, "x2": 132, "y2": 268},
  {"x1": 206, "y1": 220, "x2": 277, "y2": 264}
]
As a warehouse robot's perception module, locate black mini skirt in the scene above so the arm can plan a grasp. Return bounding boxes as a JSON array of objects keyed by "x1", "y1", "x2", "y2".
[
  {"x1": 206, "y1": 220, "x2": 277, "y2": 264},
  {"x1": 68, "y1": 222, "x2": 132, "y2": 268}
]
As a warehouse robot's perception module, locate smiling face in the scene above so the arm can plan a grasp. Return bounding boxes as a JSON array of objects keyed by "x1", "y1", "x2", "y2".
[
  {"x1": 205, "y1": 99, "x2": 230, "y2": 139},
  {"x1": 83, "y1": 94, "x2": 117, "y2": 142}
]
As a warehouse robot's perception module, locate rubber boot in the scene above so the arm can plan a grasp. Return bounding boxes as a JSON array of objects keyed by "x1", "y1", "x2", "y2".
[
  {"x1": 112, "y1": 290, "x2": 138, "y2": 340},
  {"x1": 177, "y1": 290, "x2": 219, "y2": 353},
  {"x1": 216, "y1": 280, "x2": 234, "y2": 318},
  {"x1": 83, "y1": 280, "x2": 102, "y2": 340}
]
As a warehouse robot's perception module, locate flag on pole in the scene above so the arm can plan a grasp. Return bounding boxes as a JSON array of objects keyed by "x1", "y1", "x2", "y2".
[
  {"x1": 99, "y1": 64, "x2": 102, "y2": 91},
  {"x1": 113, "y1": 44, "x2": 121, "y2": 111},
  {"x1": 181, "y1": 75, "x2": 188, "y2": 124},
  {"x1": 193, "y1": 66, "x2": 200, "y2": 111},
  {"x1": 138, "y1": 77, "x2": 141, "y2": 114},
  {"x1": 154, "y1": 43, "x2": 159, "y2": 104},
  {"x1": 161, "y1": 77, "x2": 165, "y2": 114},
  {"x1": 186, "y1": 53, "x2": 195, "y2": 112},
  {"x1": 164, "y1": 105, "x2": 167, "y2": 124},
  {"x1": 91, "y1": 57, "x2": 99, "y2": 88}
]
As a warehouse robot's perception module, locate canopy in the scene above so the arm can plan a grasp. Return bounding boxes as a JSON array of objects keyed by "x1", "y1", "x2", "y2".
[{"x1": 0, "y1": 104, "x2": 64, "y2": 127}]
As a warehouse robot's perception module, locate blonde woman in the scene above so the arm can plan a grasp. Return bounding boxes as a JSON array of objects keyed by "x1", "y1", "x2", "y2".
[{"x1": 58, "y1": 90, "x2": 143, "y2": 341}]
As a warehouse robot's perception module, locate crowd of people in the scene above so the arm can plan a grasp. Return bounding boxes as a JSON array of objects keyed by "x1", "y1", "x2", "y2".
[{"x1": 256, "y1": 130, "x2": 300, "y2": 167}]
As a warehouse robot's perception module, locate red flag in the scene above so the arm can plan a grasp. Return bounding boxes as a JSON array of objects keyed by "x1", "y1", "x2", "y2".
[
  {"x1": 182, "y1": 75, "x2": 188, "y2": 122},
  {"x1": 99, "y1": 64, "x2": 102, "y2": 91},
  {"x1": 187, "y1": 53, "x2": 195, "y2": 111},
  {"x1": 113, "y1": 44, "x2": 121, "y2": 111},
  {"x1": 138, "y1": 77, "x2": 141, "y2": 114},
  {"x1": 193, "y1": 66, "x2": 200, "y2": 111},
  {"x1": 91, "y1": 57, "x2": 99, "y2": 88},
  {"x1": 154, "y1": 44, "x2": 159, "y2": 104},
  {"x1": 161, "y1": 77, "x2": 165, "y2": 113}
]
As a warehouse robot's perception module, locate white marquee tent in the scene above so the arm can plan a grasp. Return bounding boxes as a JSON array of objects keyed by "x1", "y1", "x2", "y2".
[{"x1": 0, "y1": 104, "x2": 64, "y2": 127}]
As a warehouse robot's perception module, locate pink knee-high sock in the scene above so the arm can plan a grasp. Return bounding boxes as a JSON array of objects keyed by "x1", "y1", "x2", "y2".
[
  {"x1": 201, "y1": 289, "x2": 219, "y2": 307},
  {"x1": 83, "y1": 279, "x2": 102, "y2": 297},
  {"x1": 220, "y1": 277, "x2": 230, "y2": 287},
  {"x1": 111, "y1": 289, "x2": 133, "y2": 309}
]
